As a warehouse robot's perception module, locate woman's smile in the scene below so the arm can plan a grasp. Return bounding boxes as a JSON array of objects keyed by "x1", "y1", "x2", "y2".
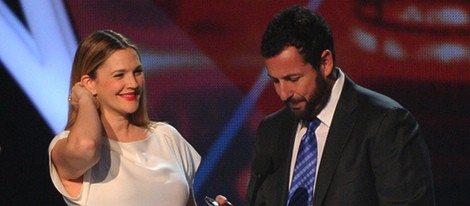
[{"x1": 119, "y1": 92, "x2": 139, "y2": 101}]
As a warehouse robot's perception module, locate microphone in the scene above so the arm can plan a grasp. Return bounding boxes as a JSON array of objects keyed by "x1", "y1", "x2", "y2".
[{"x1": 249, "y1": 153, "x2": 272, "y2": 206}]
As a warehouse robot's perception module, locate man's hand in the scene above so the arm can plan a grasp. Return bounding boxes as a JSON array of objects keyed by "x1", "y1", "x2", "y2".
[{"x1": 211, "y1": 195, "x2": 233, "y2": 206}]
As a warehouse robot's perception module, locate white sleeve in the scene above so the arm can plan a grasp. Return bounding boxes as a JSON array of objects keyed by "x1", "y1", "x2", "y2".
[{"x1": 48, "y1": 131, "x2": 79, "y2": 200}]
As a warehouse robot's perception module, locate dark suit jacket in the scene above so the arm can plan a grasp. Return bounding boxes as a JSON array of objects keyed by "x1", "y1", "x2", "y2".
[{"x1": 246, "y1": 74, "x2": 435, "y2": 206}]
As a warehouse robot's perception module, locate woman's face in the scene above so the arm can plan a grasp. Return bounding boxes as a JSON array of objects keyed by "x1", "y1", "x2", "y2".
[{"x1": 92, "y1": 48, "x2": 144, "y2": 118}]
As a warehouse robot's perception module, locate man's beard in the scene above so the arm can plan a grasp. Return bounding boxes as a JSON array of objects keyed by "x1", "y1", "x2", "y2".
[{"x1": 285, "y1": 74, "x2": 332, "y2": 120}]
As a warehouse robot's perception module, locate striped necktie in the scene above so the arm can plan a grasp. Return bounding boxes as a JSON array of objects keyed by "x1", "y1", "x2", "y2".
[{"x1": 287, "y1": 118, "x2": 320, "y2": 206}]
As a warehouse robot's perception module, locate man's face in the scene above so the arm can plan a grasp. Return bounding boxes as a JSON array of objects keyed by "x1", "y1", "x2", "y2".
[{"x1": 266, "y1": 46, "x2": 331, "y2": 120}]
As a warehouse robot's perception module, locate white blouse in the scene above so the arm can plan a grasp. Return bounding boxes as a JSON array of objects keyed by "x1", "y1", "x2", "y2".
[{"x1": 49, "y1": 122, "x2": 201, "y2": 206}]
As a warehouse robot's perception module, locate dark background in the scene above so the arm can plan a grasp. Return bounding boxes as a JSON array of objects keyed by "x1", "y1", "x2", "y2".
[{"x1": 1, "y1": 0, "x2": 469, "y2": 205}]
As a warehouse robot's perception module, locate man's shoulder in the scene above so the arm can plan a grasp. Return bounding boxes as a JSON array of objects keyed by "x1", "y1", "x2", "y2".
[
  {"x1": 341, "y1": 73, "x2": 403, "y2": 111},
  {"x1": 262, "y1": 107, "x2": 291, "y2": 121},
  {"x1": 353, "y1": 84, "x2": 403, "y2": 110},
  {"x1": 258, "y1": 107, "x2": 297, "y2": 131}
]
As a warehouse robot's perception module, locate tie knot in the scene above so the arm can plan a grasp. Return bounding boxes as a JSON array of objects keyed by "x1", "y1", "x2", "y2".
[{"x1": 307, "y1": 118, "x2": 321, "y2": 133}]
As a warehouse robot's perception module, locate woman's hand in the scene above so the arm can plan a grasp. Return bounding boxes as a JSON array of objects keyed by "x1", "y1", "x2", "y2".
[{"x1": 69, "y1": 82, "x2": 99, "y2": 109}]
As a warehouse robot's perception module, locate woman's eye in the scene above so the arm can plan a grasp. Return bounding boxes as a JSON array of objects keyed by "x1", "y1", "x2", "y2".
[
  {"x1": 113, "y1": 73, "x2": 124, "y2": 78},
  {"x1": 134, "y1": 70, "x2": 143, "y2": 75}
]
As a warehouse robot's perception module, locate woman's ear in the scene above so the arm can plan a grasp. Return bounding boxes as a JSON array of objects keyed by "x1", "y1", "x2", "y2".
[
  {"x1": 81, "y1": 75, "x2": 97, "y2": 95},
  {"x1": 320, "y1": 49, "x2": 334, "y2": 78}
]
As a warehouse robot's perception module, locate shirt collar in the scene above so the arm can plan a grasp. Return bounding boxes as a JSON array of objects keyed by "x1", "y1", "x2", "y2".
[{"x1": 316, "y1": 68, "x2": 345, "y2": 127}]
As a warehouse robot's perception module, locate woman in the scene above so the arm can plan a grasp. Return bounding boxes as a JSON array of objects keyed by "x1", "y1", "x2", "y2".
[{"x1": 48, "y1": 30, "x2": 200, "y2": 205}]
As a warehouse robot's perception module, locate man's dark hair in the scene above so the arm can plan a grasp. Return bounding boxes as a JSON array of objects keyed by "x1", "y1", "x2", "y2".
[{"x1": 260, "y1": 5, "x2": 335, "y2": 70}]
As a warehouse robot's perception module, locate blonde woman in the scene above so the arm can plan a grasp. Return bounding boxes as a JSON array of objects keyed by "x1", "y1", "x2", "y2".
[{"x1": 49, "y1": 30, "x2": 200, "y2": 205}]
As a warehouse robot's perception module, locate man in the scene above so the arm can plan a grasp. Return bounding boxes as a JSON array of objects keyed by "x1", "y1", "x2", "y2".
[{"x1": 245, "y1": 5, "x2": 435, "y2": 206}]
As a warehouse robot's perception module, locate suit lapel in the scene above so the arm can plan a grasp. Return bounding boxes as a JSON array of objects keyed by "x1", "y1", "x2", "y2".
[
  {"x1": 313, "y1": 75, "x2": 359, "y2": 205},
  {"x1": 257, "y1": 108, "x2": 299, "y2": 206},
  {"x1": 277, "y1": 110, "x2": 300, "y2": 205}
]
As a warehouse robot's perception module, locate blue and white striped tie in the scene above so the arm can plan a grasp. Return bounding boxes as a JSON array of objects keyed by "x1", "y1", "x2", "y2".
[{"x1": 288, "y1": 118, "x2": 320, "y2": 206}]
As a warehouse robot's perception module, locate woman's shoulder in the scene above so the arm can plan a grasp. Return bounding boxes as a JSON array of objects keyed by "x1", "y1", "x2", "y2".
[
  {"x1": 148, "y1": 121, "x2": 178, "y2": 132},
  {"x1": 147, "y1": 121, "x2": 183, "y2": 140},
  {"x1": 146, "y1": 121, "x2": 196, "y2": 153}
]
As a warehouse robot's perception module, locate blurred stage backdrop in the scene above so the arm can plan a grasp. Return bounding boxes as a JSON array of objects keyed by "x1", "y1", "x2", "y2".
[{"x1": 1, "y1": 0, "x2": 469, "y2": 205}]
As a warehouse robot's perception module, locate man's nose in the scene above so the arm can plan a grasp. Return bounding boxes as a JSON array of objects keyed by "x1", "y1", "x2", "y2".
[{"x1": 277, "y1": 81, "x2": 292, "y2": 102}]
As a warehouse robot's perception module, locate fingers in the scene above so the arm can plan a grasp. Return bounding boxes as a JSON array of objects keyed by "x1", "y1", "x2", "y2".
[
  {"x1": 69, "y1": 82, "x2": 98, "y2": 108},
  {"x1": 68, "y1": 82, "x2": 82, "y2": 102},
  {"x1": 215, "y1": 195, "x2": 233, "y2": 206}
]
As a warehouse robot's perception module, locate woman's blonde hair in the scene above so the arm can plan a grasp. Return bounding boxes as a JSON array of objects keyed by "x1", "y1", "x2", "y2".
[{"x1": 65, "y1": 30, "x2": 150, "y2": 129}]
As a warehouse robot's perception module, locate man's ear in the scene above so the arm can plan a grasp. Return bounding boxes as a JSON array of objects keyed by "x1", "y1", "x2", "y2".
[
  {"x1": 320, "y1": 49, "x2": 334, "y2": 78},
  {"x1": 81, "y1": 75, "x2": 97, "y2": 95}
]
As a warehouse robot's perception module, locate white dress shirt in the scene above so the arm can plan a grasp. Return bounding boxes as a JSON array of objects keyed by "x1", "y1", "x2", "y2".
[{"x1": 288, "y1": 68, "x2": 345, "y2": 192}]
